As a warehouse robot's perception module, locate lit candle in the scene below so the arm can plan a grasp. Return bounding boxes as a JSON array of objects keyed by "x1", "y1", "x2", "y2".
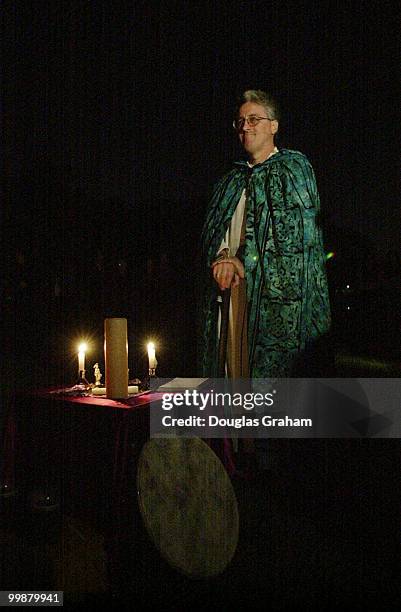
[
  {"x1": 78, "y1": 342, "x2": 87, "y2": 375},
  {"x1": 147, "y1": 342, "x2": 157, "y2": 372}
]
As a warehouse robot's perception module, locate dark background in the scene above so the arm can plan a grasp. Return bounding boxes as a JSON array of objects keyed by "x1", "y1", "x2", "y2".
[
  {"x1": 1, "y1": 3, "x2": 400, "y2": 608},
  {"x1": 3, "y1": 0, "x2": 400, "y2": 389}
]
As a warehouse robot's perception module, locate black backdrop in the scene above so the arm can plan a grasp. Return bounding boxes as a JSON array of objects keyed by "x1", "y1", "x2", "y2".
[{"x1": 3, "y1": 0, "x2": 399, "y2": 387}]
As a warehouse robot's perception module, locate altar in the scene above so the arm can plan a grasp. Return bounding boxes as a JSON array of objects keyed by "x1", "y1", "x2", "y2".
[{"x1": 12, "y1": 387, "x2": 241, "y2": 603}]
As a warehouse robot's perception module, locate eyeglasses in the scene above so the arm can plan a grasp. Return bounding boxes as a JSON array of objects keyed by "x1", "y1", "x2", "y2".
[{"x1": 232, "y1": 115, "x2": 272, "y2": 131}]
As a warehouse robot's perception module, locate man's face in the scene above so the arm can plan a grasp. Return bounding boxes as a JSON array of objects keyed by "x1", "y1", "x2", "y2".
[{"x1": 237, "y1": 102, "x2": 278, "y2": 157}]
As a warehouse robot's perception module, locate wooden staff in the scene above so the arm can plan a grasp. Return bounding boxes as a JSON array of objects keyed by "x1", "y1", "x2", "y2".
[{"x1": 217, "y1": 288, "x2": 231, "y2": 377}]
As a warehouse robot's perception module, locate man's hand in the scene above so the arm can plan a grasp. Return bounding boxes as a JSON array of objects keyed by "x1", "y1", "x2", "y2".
[{"x1": 211, "y1": 256, "x2": 245, "y2": 290}]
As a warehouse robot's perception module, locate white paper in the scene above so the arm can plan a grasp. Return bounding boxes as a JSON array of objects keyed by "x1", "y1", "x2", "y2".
[{"x1": 157, "y1": 378, "x2": 209, "y2": 390}]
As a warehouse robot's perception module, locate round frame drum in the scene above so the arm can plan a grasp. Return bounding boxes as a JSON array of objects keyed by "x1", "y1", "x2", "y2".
[{"x1": 137, "y1": 438, "x2": 239, "y2": 578}]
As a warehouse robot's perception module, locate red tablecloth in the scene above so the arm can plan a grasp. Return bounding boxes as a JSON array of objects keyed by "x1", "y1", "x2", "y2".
[
  {"x1": 7, "y1": 388, "x2": 236, "y2": 499},
  {"x1": 34, "y1": 388, "x2": 165, "y2": 409}
]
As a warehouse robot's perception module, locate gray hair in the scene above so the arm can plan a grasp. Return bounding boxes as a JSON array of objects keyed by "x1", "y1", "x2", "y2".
[{"x1": 236, "y1": 89, "x2": 280, "y2": 122}]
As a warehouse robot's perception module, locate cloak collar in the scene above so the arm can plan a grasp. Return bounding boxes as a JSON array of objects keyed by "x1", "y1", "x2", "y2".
[{"x1": 233, "y1": 147, "x2": 284, "y2": 173}]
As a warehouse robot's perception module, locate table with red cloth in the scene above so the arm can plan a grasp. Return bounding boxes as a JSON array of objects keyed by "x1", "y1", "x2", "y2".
[
  {"x1": 16, "y1": 389, "x2": 161, "y2": 518},
  {"x1": 12, "y1": 387, "x2": 236, "y2": 595},
  {"x1": 15, "y1": 388, "x2": 235, "y2": 505}
]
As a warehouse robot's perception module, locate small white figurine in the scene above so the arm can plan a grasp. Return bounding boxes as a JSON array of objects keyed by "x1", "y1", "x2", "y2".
[{"x1": 93, "y1": 363, "x2": 102, "y2": 386}]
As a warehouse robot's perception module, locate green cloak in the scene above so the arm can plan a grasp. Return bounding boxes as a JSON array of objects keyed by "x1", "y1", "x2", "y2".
[{"x1": 199, "y1": 148, "x2": 331, "y2": 377}]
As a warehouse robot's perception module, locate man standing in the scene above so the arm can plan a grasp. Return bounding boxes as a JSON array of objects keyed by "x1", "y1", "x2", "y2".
[{"x1": 200, "y1": 90, "x2": 330, "y2": 378}]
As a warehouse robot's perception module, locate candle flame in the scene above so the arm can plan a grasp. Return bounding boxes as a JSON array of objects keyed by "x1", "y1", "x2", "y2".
[
  {"x1": 78, "y1": 342, "x2": 88, "y2": 353},
  {"x1": 147, "y1": 342, "x2": 155, "y2": 351}
]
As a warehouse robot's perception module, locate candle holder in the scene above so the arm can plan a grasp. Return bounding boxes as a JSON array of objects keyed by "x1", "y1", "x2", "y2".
[
  {"x1": 77, "y1": 369, "x2": 89, "y2": 387},
  {"x1": 142, "y1": 371, "x2": 158, "y2": 391}
]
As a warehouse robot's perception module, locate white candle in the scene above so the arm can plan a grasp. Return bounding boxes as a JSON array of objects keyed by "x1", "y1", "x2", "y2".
[
  {"x1": 147, "y1": 342, "x2": 157, "y2": 370},
  {"x1": 78, "y1": 343, "x2": 87, "y2": 374}
]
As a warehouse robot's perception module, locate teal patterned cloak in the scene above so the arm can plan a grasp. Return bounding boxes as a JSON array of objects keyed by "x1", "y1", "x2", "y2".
[{"x1": 199, "y1": 148, "x2": 331, "y2": 377}]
